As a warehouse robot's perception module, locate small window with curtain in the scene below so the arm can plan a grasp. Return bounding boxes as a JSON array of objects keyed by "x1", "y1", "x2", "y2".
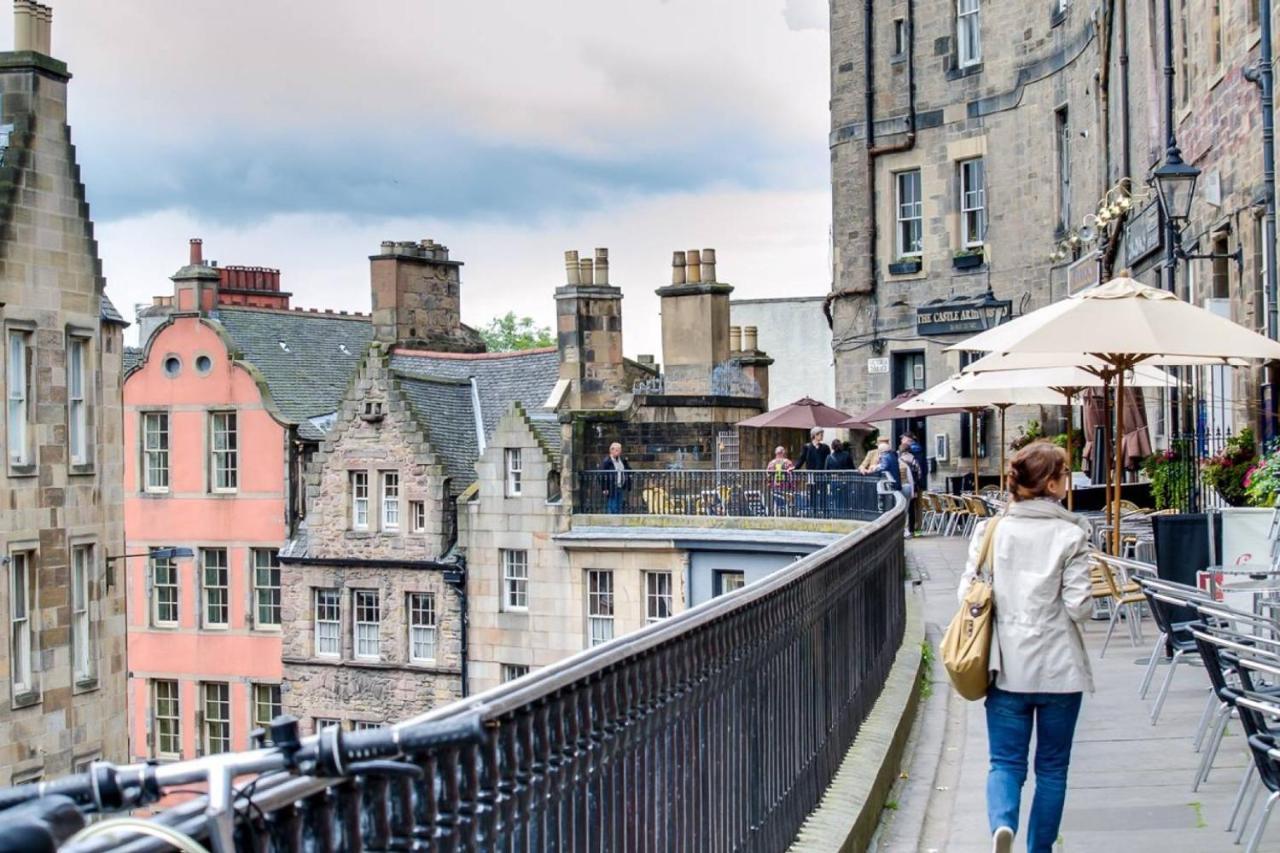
[
  {"x1": 407, "y1": 592, "x2": 437, "y2": 662},
  {"x1": 645, "y1": 572, "x2": 673, "y2": 623},
  {"x1": 142, "y1": 412, "x2": 170, "y2": 493},
  {"x1": 353, "y1": 589, "x2": 381, "y2": 660},
  {"x1": 201, "y1": 682, "x2": 231, "y2": 755},
  {"x1": 253, "y1": 549, "x2": 280, "y2": 628},
  {"x1": 201, "y1": 549, "x2": 229, "y2": 627},
  {"x1": 151, "y1": 548, "x2": 179, "y2": 627},
  {"x1": 351, "y1": 471, "x2": 369, "y2": 530},
  {"x1": 960, "y1": 158, "x2": 986, "y2": 248},
  {"x1": 314, "y1": 589, "x2": 340, "y2": 657},
  {"x1": 587, "y1": 569, "x2": 614, "y2": 647},
  {"x1": 9, "y1": 549, "x2": 33, "y2": 695},
  {"x1": 505, "y1": 448, "x2": 523, "y2": 496},
  {"x1": 895, "y1": 170, "x2": 923, "y2": 258},
  {"x1": 209, "y1": 411, "x2": 238, "y2": 492},
  {"x1": 956, "y1": 0, "x2": 981, "y2": 67},
  {"x1": 381, "y1": 471, "x2": 400, "y2": 530}
]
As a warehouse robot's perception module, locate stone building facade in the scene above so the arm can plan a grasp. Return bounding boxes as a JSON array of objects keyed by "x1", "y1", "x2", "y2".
[
  {"x1": 0, "y1": 6, "x2": 130, "y2": 782},
  {"x1": 828, "y1": 0, "x2": 1104, "y2": 480},
  {"x1": 1096, "y1": 1, "x2": 1271, "y2": 437}
]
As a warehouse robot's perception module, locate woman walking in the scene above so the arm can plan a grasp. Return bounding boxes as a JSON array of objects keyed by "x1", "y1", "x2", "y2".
[{"x1": 957, "y1": 441, "x2": 1094, "y2": 853}]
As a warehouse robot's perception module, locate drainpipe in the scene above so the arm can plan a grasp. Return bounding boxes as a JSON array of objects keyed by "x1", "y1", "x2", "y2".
[
  {"x1": 443, "y1": 563, "x2": 468, "y2": 698},
  {"x1": 1247, "y1": 0, "x2": 1279, "y2": 440}
]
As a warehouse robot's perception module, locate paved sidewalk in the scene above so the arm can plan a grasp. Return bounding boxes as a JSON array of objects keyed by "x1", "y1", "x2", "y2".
[{"x1": 872, "y1": 535, "x2": 1279, "y2": 853}]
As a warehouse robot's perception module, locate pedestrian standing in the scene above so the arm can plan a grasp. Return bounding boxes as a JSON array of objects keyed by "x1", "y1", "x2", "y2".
[
  {"x1": 600, "y1": 442, "x2": 632, "y2": 514},
  {"x1": 957, "y1": 442, "x2": 1093, "y2": 853},
  {"x1": 766, "y1": 445, "x2": 795, "y2": 516},
  {"x1": 795, "y1": 428, "x2": 831, "y2": 516},
  {"x1": 825, "y1": 439, "x2": 853, "y2": 514},
  {"x1": 899, "y1": 433, "x2": 924, "y2": 536}
]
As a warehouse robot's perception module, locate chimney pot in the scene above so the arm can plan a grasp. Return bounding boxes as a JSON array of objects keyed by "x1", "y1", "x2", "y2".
[
  {"x1": 685, "y1": 249, "x2": 702, "y2": 283},
  {"x1": 593, "y1": 249, "x2": 608, "y2": 285},
  {"x1": 743, "y1": 326, "x2": 758, "y2": 351},
  {"x1": 565, "y1": 250, "x2": 581, "y2": 285},
  {"x1": 671, "y1": 251, "x2": 686, "y2": 285},
  {"x1": 729, "y1": 325, "x2": 742, "y2": 352},
  {"x1": 189, "y1": 238, "x2": 203, "y2": 266},
  {"x1": 701, "y1": 248, "x2": 716, "y2": 282},
  {"x1": 39, "y1": 4, "x2": 51, "y2": 55},
  {"x1": 13, "y1": 1, "x2": 34, "y2": 52},
  {"x1": 579, "y1": 258, "x2": 594, "y2": 283},
  {"x1": 380, "y1": 240, "x2": 395, "y2": 254}
]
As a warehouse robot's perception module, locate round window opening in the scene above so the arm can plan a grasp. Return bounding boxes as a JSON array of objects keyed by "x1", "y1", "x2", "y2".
[
  {"x1": 195, "y1": 355, "x2": 213, "y2": 374},
  {"x1": 163, "y1": 356, "x2": 181, "y2": 377}
]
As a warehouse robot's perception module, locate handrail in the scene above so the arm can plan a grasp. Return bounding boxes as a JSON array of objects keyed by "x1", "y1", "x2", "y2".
[{"x1": 21, "y1": 496, "x2": 910, "y2": 853}]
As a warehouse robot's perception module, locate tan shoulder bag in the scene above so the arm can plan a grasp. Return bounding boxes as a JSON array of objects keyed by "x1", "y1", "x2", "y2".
[{"x1": 940, "y1": 518, "x2": 1001, "y2": 701}]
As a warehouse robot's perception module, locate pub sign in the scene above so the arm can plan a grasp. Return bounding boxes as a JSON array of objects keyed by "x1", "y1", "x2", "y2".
[{"x1": 916, "y1": 295, "x2": 1012, "y2": 336}]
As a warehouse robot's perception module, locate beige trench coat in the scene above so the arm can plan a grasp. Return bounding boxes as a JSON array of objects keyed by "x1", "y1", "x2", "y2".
[{"x1": 957, "y1": 498, "x2": 1096, "y2": 694}]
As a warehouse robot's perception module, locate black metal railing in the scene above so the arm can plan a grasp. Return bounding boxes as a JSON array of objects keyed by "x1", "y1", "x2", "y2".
[
  {"x1": 2, "y1": 499, "x2": 908, "y2": 853},
  {"x1": 577, "y1": 468, "x2": 888, "y2": 521},
  {"x1": 1159, "y1": 429, "x2": 1231, "y2": 513}
]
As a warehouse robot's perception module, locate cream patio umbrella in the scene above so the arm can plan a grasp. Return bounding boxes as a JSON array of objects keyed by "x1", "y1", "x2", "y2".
[
  {"x1": 949, "y1": 276, "x2": 1280, "y2": 553},
  {"x1": 951, "y1": 364, "x2": 1181, "y2": 509}
]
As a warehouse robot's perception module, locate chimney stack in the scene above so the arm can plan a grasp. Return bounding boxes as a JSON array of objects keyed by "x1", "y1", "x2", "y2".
[
  {"x1": 555, "y1": 247, "x2": 625, "y2": 411},
  {"x1": 370, "y1": 239, "x2": 483, "y2": 351},
  {"x1": 655, "y1": 245, "x2": 735, "y2": 395},
  {"x1": 189, "y1": 238, "x2": 203, "y2": 266}
]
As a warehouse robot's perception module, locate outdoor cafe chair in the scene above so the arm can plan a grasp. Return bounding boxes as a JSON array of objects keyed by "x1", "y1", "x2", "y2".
[
  {"x1": 1137, "y1": 577, "x2": 1214, "y2": 724},
  {"x1": 919, "y1": 492, "x2": 938, "y2": 534},
  {"x1": 1224, "y1": 689, "x2": 1280, "y2": 853},
  {"x1": 1091, "y1": 554, "x2": 1146, "y2": 658}
]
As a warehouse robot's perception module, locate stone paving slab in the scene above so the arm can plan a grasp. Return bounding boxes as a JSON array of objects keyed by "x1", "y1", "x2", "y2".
[{"x1": 872, "y1": 536, "x2": 1280, "y2": 853}]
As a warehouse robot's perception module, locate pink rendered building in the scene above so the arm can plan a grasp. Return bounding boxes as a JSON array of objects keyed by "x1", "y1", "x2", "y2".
[{"x1": 123, "y1": 240, "x2": 370, "y2": 760}]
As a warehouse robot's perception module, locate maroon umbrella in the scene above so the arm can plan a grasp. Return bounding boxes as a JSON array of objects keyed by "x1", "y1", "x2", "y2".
[
  {"x1": 737, "y1": 397, "x2": 869, "y2": 430},
  {"x1": 843, "y1": 390, "x2": 971, "y2": 425}
]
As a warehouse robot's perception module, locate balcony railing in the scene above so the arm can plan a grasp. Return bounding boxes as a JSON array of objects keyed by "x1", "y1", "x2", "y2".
[
  {"x1": 577, "y1": 468, "x2": 888, "y2": 520},
  {"x1": 0, "y1": 498, "x2": 907, "y2": 853}
]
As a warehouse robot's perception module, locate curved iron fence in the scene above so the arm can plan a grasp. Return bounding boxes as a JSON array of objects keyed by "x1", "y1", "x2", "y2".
[
  {"x1": 577, "y1": 468, "x2": 889, "y2": 520},
  {"x1": 2, "y1": 497, "x2": 907, "y2": 853}
]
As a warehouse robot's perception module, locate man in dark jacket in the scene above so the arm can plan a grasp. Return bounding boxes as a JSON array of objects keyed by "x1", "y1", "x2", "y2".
[
  {"x1": 875, "y1": 436, "x2": 901, "y2": 490},
  {"x1": 600, "y1": 442, "x2": 632, "y2": 513},
  {"x1": 825, "y1": 439, "x2": 853, "y2": 515},
  {"x1": 796, "y1": 428, "x2": 831, "y2": 516}
]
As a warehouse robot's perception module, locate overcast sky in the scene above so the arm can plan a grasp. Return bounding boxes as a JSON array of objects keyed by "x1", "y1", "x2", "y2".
[{"x1": 36, "y1": 0, "x2": 831, "y2": 356}]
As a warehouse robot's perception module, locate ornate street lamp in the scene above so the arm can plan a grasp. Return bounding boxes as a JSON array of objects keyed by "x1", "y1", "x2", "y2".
[{"x1": 1151, "y1": 155, "x2": 1201, "y2": 229}]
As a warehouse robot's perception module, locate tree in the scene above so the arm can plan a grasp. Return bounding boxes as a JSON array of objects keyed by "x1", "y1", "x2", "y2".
[{"x1": 479, "y1": 312, "x2": 555, "y2": 352}]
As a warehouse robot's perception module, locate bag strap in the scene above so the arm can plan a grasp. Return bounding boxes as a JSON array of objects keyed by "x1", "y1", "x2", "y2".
[{"x1": 975, "y1": 518, "x2": 1001, "y2": 580}]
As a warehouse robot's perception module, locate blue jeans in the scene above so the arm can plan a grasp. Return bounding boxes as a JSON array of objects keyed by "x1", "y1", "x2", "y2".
[
  {"x1": 606, "y1": 489, "x2": 624, "y2": 513},
  {"x1": 985, "y1": 686, "x2": 1083, "y2": 853}
]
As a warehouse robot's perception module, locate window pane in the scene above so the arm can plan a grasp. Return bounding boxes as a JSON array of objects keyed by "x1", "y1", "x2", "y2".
[
  {"x1": 152, "y1": 549, "x2": 179, "y2": 626},
  {"x1": 587, "y1": 570, "x2": 614, "y2": 647},
  {"x1": 354, "y1": 590, "x2": 381, "y2": 659},
  {"x1": 203, "y1": 682, "x2": 230, "y2": 755},
  {"x1": 153, "y1": 679, "x2": 181, "y2": 757},
  {"x1": 351, "y1": 471, "x2": 369, "y2": 529},
  {"x1": 503, "y1": 550, "x2": 529, "y2": 609},
  {"x1": 202, "y1": 549, "x2": 228, "y2": 626},
  {"x1": 315, "y1": 589, "x2": 340, "y2": 656},
  {"x1": 8, "y1": 332, "x2": 27, "y2": 464},
  {"x1": 381, "y1": 472, "x2": 399, "y2": 529},
  {"x1": 646, "y1": 572, "x2": 673, "y2": 623},
  {"x1": 254, "y1": 549, "x2": 281, "y2": 626},
  {"x1": 253, "y1": 683, "x2": 282, "y2": 740},
  {"x1": 10, "y1": 552, "x2": 30, "y2": 692},
  {"x1": 211, "y1": 412, "x2": 238, "y2": 490},
  {"x1": 144, "y1": 413, "x2": 170, "y2": 491},
  {"x1": 72, "y1": 545, "x2": 94, "y2": 681},
  {"x1": 408, "y1": 592, "x2": 437, "y2": 662}
]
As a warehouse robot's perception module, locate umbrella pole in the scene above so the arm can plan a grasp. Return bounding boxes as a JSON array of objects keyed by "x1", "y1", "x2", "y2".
[
  {"x1": 971, "y1": 409, "x2": 980, "y2": 491},
  {"x1": 1102, "y1": 378, "x2": 1113, "y2": 518},
  {"x1": 1065, "y1": 390, "x2": 1075, "y2": 511},
  {"x1": 1112, "y1": 365, "x2": 1127, "y2": 555},
  {"x1": 998, "y1": 404, "x2": 1009, "y2": 496}
]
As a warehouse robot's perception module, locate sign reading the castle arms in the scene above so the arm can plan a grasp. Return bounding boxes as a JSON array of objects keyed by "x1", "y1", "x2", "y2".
[{"x1": 916, "y1": 298, "x2": 1012, "y2": 336}]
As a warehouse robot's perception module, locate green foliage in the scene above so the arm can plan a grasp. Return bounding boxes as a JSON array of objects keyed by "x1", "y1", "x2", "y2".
[
  {"x1": 1143, "y1": 448, "x2": 1193, "y2": 510},
  {"x1": 1049, "y1": 429, "x2": 1083, "y2": 469},
  {"x1": 1202, "y1": 428, "x2": 1257, "y2": 507},
  {"x1": 919, "y1": 640, "x2": 934, "y2": 700},
  {"x1": 1246, "y1": 444, "x2": 1280, "y2": 508},
  {"x1": 479, "y1": 312, "x2": 554, "y2": 352}
]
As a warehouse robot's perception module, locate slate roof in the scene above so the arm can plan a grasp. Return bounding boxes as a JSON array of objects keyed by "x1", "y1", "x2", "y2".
[
  {"x1": 529, "y1": 416, "x2": 562, "y2": 466},
  {"x1": 396, "y1": 374, "x2": 478, "y2": 491},
  {"x1": 389, "y1": 347, "x2": 559, "y2": 442},
  {"x1": 123, "y1": 347, "x2": 142, "y2": 373},
  {"x1": 213, "y1": 308, "x2": 373, "y2": 438},
  {"x1": 100, "y1": 294, "x2": 128, "y2": 326}
]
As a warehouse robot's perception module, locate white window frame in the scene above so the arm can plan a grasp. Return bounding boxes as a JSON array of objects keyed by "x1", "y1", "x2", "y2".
[
  {"x1": 957, "y1": 0, "x2": 981, "y2": 67},
  {"x1": 895, "y1": 170, "x2": 923, "y2": 258},
  {"x1": 353, "y1": 589, "x2": 381, "y2": 660},
  {"x1": 407, "y1": 592, "x2": 437, "y2": 663},
  {"x1": 381, "y1": 471, "x2": 400, "y2": 531},
  {"x1": 587, "y1": 569, "x2": 614, "y2": 647},
  {"x1": 252, "y1": 683, "x2": 281, "y2": 739},
  {"x1": 9, "y1": 550, "x2": 32, "y2": 695},
  {"x1": 502, "y1": 663, "x2": 530, "y2": 683},
  {"x1": 253, "y1": 549, "x2": 280, "y2": 629},
  {"x1": 716, "y1": 570, "x2": 747, "y2": 596},
  {"x1": 960, "y1": 157, "x2": 986, "y2": 248},
  {"x1": 71, "y1": 544, "x2": 95, "y2": 683},
  {"x1": 409, "y1": 500, "x2": 426, "y2": 533},
  {"x1": 67, "y1": 336, "x2": 88, "y2": 466},
  {"x1": 352, "y1": 720, "x2": 384, "y2": 731},
  {"x1": 152, "y1": 678, "x2": 181, "y2": 758},
  {"x1": 314, "y1": 589, "x2": 340, "y2": 658},
  {"x1": 7, "y1": 330, "x2": 30, "y2": 466},
  {"x1": 502, "y1": 550, "x2": 529, "y2": 610},
  {"x1": 142, "y1": 412, "x2": 170, "y2": 493},
  {"x1": 201, "y1": 549, "x2": 229, "y2": 628},
  {"x1": 151, "y1": 548, "x2": 179, "y2": 627},
  {"x1": 201, "y1": 681, "x2": 230, "y2": 755},
  {"x1": 351, "y1": 471, "x2": 369, "y2": 530},
  {"x1": 504, "y1": 448, "x2": 523, "y2": 497},
  {"x1": 645, "y1": 571, "x2": 673, "y2": 624},
  {"x1": 209, "y1": 411, "x2": 238, "y2": 492},
  {"x1": 313, "y1": 717, "x2": 340, "y2": 733}
]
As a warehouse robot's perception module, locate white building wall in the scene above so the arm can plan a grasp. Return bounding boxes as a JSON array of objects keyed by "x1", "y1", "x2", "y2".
[{"x1": 730, "y1": 296, "x2": 834, "y2": 409}]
